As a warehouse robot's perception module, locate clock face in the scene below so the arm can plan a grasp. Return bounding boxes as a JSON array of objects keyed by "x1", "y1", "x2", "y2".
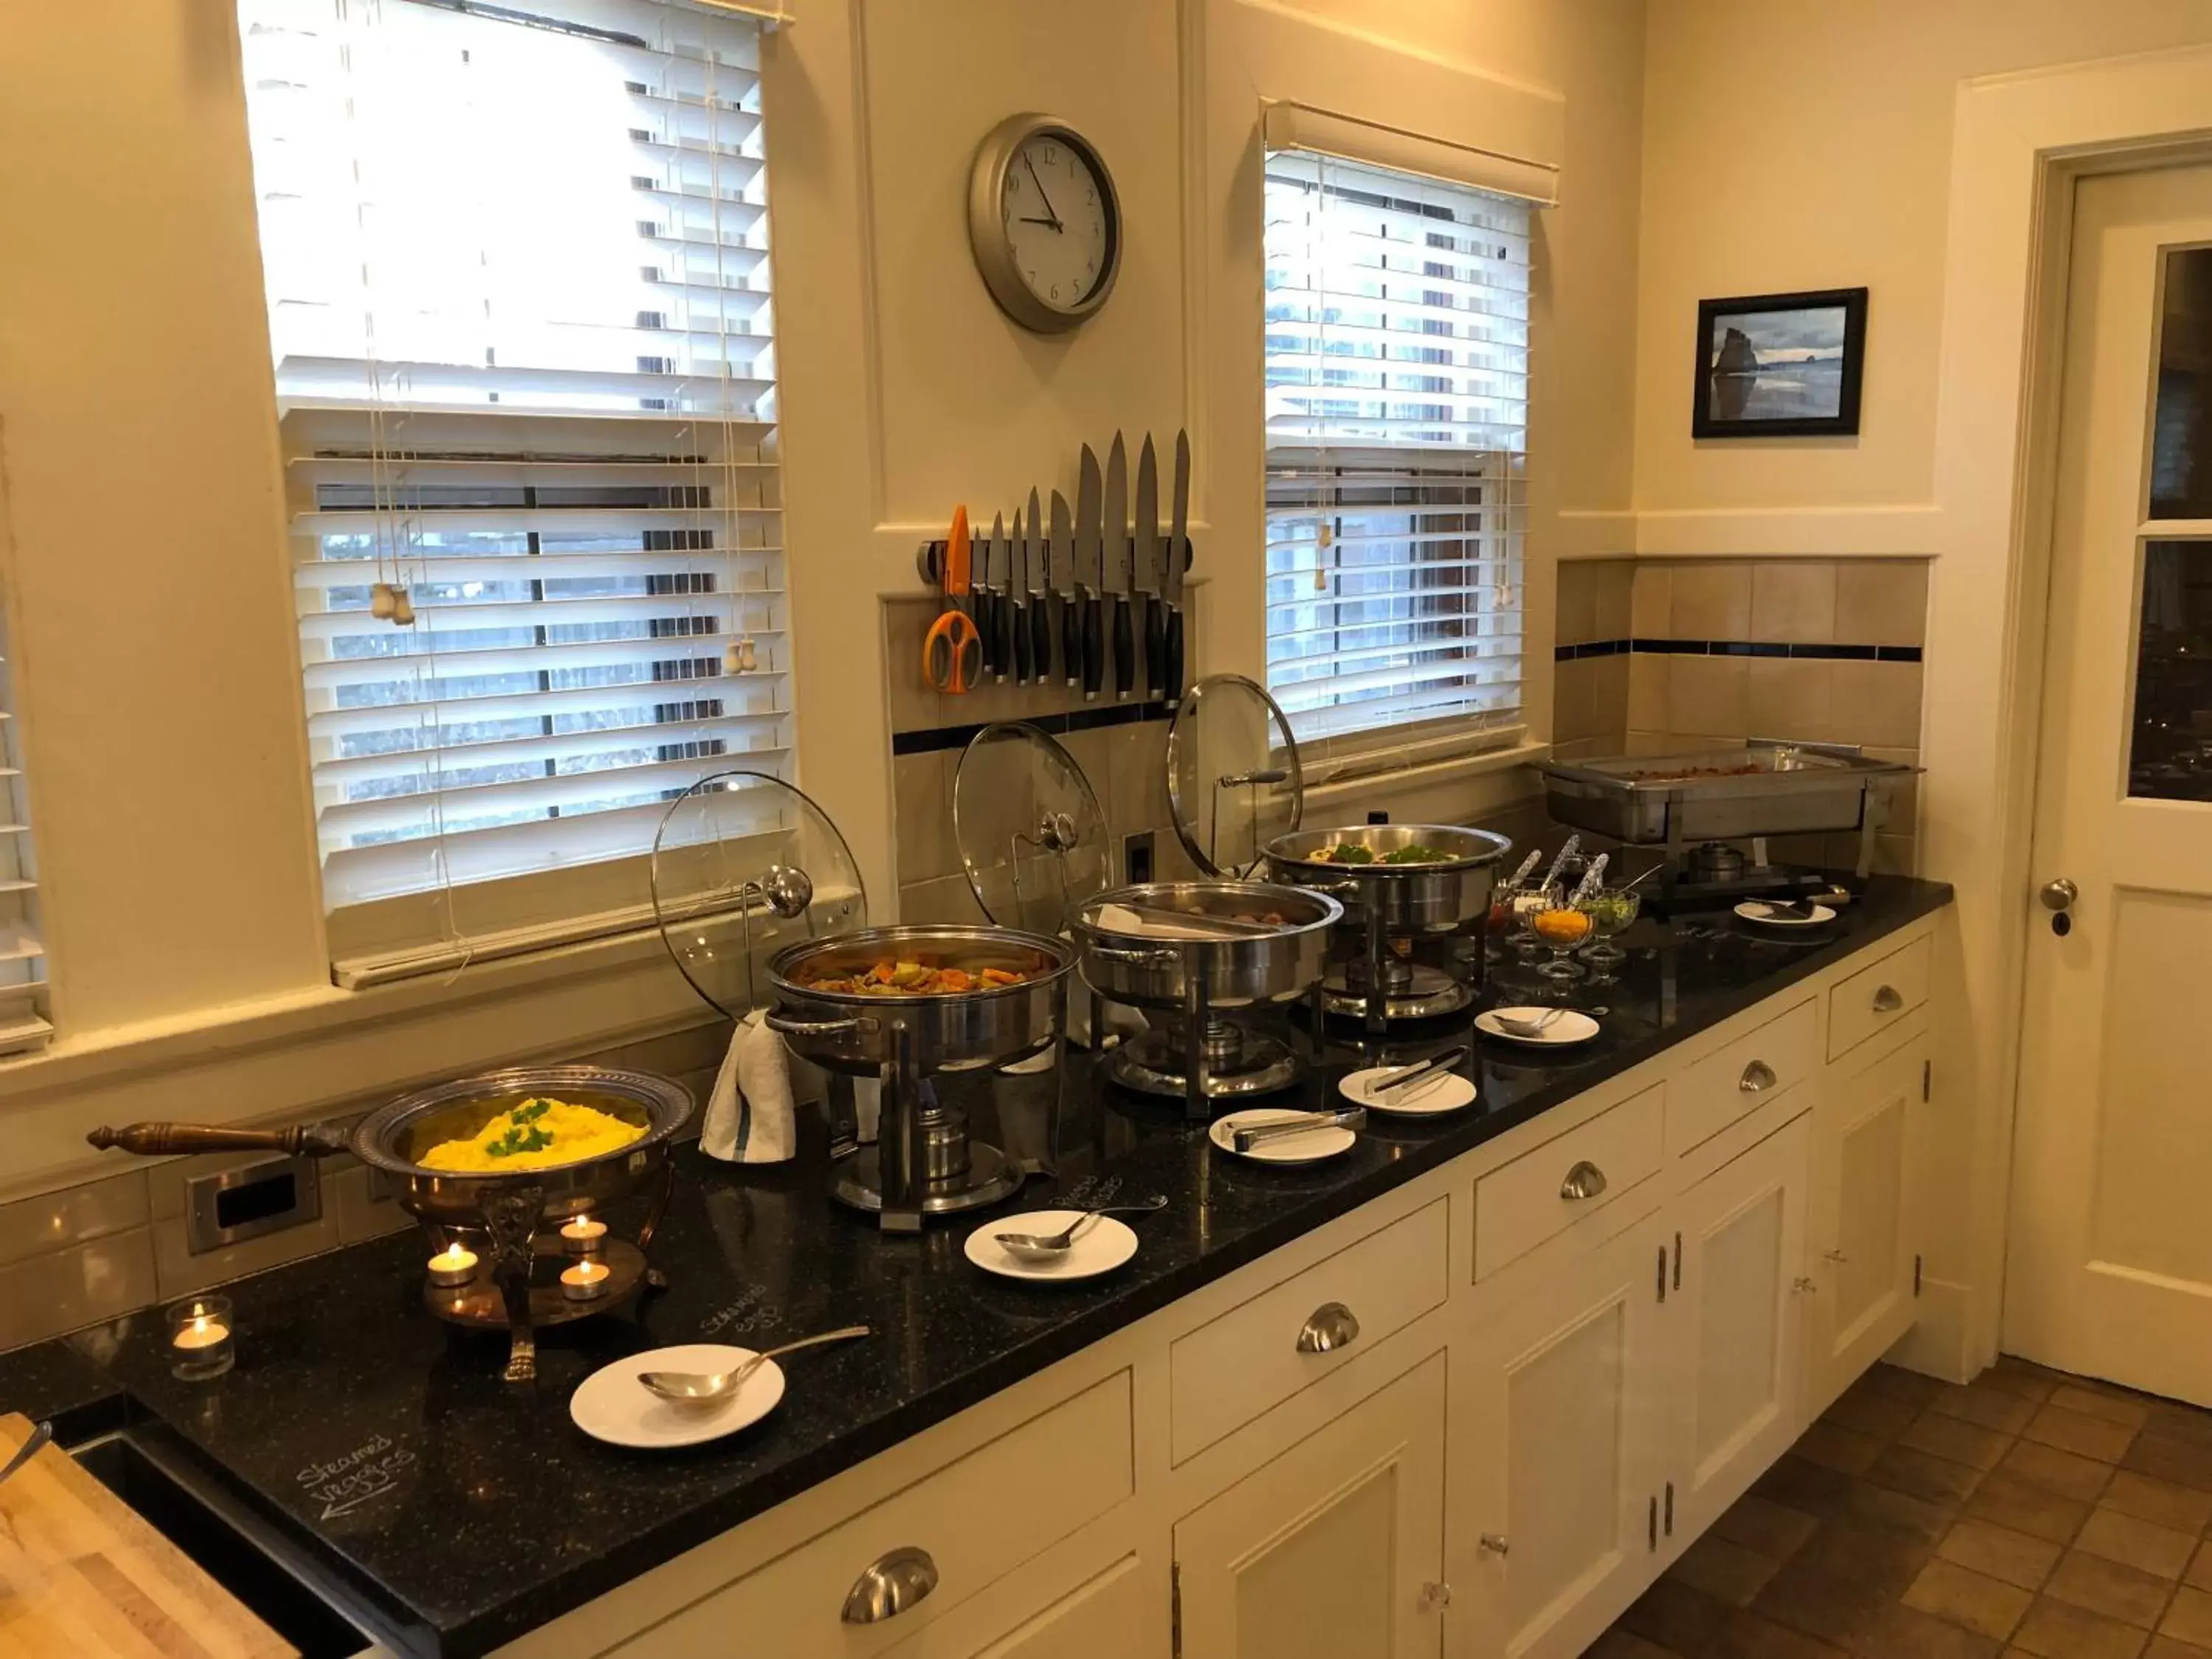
[{"x1": 998, "y1": 132, "x2": 1113, "y2": 314}]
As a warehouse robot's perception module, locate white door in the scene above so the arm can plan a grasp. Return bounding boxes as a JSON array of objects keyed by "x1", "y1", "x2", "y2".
[
  {"x1": 2008, "y1": 161, "x2": 2212, "y2": 1405},
  {"x1": 1807, "y1": 1029, "x2": 1927, "y2": 1416},
  {"x1": 1455, "y1": 1213, "x2": 1669, "y2": 1659},
  {"x1": 1174, "y1": 1352, "x2": 1447, "y2": 1659},
  {"x1": 1669, "y1": 1113, "x2": 1811, "y2": 1544}
]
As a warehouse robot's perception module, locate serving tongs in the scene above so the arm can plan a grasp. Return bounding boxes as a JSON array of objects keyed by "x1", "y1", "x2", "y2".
[
  {"x1": 1233, "y1": 1106, "x2": 1366, "y2": 1152},
  {"x1": 1103, "y1": 902, "x2": 1286, "y2": 938},
  {"x1": 1366, "y1": 1046, "x2": 1469, "y2": 1104}
]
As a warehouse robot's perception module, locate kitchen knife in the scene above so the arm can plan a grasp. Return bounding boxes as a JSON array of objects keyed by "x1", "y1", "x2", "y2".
[
  {"x1": 1164, "y1": 428, "x2": 1189, "y2": 710},
  {"x1": 1135, "y1": 433, "x2": 1161, "y2": 701},
  {"x1": 1009, "y1": 504, "x2": 1032, "y2": 685},
  {"x1": 1077, "y1": 445, "x2": 1105, "y2": 701},
  {"x1": 1104, "y1": 431, "x2": 1132, "y2": 700},
  {"x1": 1026, "y1": 486, "x2": 1050, "y2": 686},
  {"x1": 992, "y1": 510, "x2": 1015, "y2": 683},
  {"x1": 977, "y1": 511, "x2": 1004, "y2": 682},
  {"x1": 1049, "y1": 489, "x2": 1077, "y2": 689}
]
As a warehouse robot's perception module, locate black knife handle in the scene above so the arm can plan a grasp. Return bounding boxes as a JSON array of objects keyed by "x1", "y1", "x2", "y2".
[
  {"x1": 993, "y1": 591, "x2": 1013, "y2": 683},
  {"x1": 1061, "y1": 595, "x2": 1082, "y2": 689},
  {"x1": 1144, "y1": 593, "x2": 1166, "y2": 700},
  {"x1": 1163, "y1": 602, "x2": 1184, "y2": 710},
  {"x1": 1011, "y1": 598, "x2": 1031, "y2": 684},
  {"x1": 974, "y1": 591, "x2": 997, "y2": 679},
  {"x1": 1029, "y1": 599, "x2": 1051, "y2": 689},
  {"x1": 1110, "y1": 594, "x2": 1133, "y2": 699},
  {"x1": 1080, "y1": 594, "x2": 1104, "y2": 701}
]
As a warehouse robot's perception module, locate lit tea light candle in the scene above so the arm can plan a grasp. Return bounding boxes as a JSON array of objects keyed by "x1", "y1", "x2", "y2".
[
  {"x1": 165, "y1": 1294, "x2": 236, "y2": 1381},
  {"x1": 560, "y1": 1259, "x2": 613, "y2": 1302},
  {"x1": 426, "y1": 1244, "x2": 479, "y2": 1288},
  {"x1": 559, "y1": 1214, "x2": 608, "y2": 1256}
]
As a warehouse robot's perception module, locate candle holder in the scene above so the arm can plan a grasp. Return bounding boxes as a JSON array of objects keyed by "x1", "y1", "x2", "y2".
[
  {"x1": 167, "y1": 1293, "x2": 236, "y2": 1381},
  {"x1": 426, "y1": 1241, "x2": 481, "y2": 1289},
  {"x1": 559, "y1": 1259, "x2": 613, "y2": 1302},
  {"x1": 558, "y1": 1214, "x2": 608, "y2": 1258}
]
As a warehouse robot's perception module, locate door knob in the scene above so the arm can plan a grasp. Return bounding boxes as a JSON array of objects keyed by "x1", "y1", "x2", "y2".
[{"x1": 2039, "y1": 878, "x2": 2078, "y2": 911}]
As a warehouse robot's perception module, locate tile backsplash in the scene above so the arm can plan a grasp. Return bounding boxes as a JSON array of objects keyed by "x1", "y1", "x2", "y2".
[
  {"x1": 1556, "y1": 556, "x2": 1929, "y2": 872},
  {"x1": 0, "y1": 1018, "x2": 733, "y2": 1355}
]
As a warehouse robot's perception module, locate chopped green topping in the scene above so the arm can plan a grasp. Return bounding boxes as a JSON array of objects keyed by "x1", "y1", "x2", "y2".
[
  {"x1": 482, "y1": 1116, "x2": 556, "y2": 1158},
  {"x1": 1328, "y1": 844, "x2": 1376, "y2": 863},
  {"x1": 509, "y1": 1098, "x2": 552, "y2": 1125}
]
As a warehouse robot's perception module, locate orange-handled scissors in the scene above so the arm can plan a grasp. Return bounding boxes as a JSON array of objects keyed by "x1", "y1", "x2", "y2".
[{"x1": 922, "y1": 505, "x2": 982, "y2": 694}]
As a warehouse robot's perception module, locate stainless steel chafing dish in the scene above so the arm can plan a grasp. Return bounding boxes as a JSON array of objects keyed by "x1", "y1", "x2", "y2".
[
  {"x1": 1072, "y1": 880, "x2": 1341, "y2": 1118},
  {"x1": 1264, "y1": 823, "x2": 1513, "y2": 1032},
  {"x1": 766, "y1": 924, "x2": 1074, "y2": 1231},
  {"x1": 88, "y1": 1065, "x2": 693, "y2": 1382}
]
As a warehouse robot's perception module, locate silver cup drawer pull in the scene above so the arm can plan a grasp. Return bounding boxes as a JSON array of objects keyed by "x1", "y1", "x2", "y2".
[
  {"x1": 1871, "y1": 984, "x2": 1905, "y2": 1014},
  {"x1": 1296, "y1": 1301, "x2": 1360, "y2": 1354},
  {"x1": 1739, "y1": 1059, "x2": 1778, "y2": 1094},
  {"x1": 1559, "y1": 1160, "x2": 1608, "y2": 1201},
  {"x1": 841, "y1": 1546, "x2": 939, "y2": 1624}
]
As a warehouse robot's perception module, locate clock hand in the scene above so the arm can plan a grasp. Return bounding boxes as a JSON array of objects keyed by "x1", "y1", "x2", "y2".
[
  {"x1": 1017, "y1": 216, "x2": 1060, "y2": 227},
  {"x1": 1020, "y1": 152, "x2": 1063, "y2": 232}
]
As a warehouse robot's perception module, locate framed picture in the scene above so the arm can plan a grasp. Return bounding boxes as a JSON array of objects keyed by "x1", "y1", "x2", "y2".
[{"x1": 1691, "y1": 286, "x2": 1868, "y2": 438}]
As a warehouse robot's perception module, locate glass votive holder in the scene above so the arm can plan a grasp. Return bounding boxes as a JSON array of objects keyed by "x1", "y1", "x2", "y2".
[{"x1": 167, "y1": 1293, "x2": 236, "y2": 1381}]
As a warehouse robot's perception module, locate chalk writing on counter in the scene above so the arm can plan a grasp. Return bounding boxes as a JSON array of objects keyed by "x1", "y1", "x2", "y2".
[
  {"x1": 296, "y1": 1433, "x2": 417, "y2": 1520},
  {"x1": 699, "y1": 1282, "x2": 782, "y2": 1341},
  {"x1": 1051, "y1": 1174, "x2": 1122, "y2": 1212}
]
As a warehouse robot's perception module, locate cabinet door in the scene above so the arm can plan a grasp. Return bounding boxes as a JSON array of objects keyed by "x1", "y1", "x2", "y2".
[
  {"x1": 880, "y1": 1551, "x2": 1156, "y2": 1659},
  {"x1": 1669, "y1": 1112, "x2": 1811, "y2": 1544},
  {"x1": 1456, "y1": 1213, "x2": 1669, "y2": 1659},
  {"x1": 1806, "y1": 1029, "x2": 1927, "y2": 1416},
  {"x1": 1175, "y1": 1352, "x2": 1446, "y2": 1659}
]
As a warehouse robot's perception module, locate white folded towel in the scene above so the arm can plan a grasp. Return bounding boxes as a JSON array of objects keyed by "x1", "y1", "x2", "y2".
[{"x1": 700, "y1": 1010, "x2": 799, "y2": 1164}]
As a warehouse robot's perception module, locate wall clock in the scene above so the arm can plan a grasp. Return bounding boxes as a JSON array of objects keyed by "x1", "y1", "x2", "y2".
[{"x1": 967, "y1": 113, "x2": 1121, "y2": 334}]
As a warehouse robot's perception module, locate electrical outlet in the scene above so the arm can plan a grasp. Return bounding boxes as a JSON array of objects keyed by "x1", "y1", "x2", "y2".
[
  {"x1": 1124, "y1": 830, "x2": 1155, "y2": 886},
  {"x1": 185, "y1": 1155, "x2": 324, "y2": 1254}
]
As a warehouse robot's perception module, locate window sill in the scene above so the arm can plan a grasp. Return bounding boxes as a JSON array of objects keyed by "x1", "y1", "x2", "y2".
[{"x1": 1300, "y1": 739, "x2": 1549, "y2": 810}]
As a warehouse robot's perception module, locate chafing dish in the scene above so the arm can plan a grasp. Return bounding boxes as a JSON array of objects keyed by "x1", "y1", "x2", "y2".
[
  {"x1": 766, "y1": 924, "x2": 1074, "y2": 1231},
  {"x1": 1265, "y1": 824, "x2": 1513, "y2": 1032},
  {"x1": 88, "y1": 1065, "x2": 692, "y2": 1382},
  {"x1": 1072, "y1": 880, "x2": 1341, "y2": 1118}
]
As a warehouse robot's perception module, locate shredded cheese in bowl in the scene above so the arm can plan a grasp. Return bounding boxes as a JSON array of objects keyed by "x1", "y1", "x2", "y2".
[{"x1": 417, "y1": 1097, "x2": 645, "y2": 1173}]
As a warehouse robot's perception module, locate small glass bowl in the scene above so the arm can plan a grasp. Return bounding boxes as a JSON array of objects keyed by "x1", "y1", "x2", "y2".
[
  {"x1": 167, "y1": 1293, "x2": 235, "y2": 1381},
  {"x1": 1578, "y1": 886, "x2": 1642, "y2": 969},
  {"x1": 1529, "y1": 903, "x2": 1593, "y2": 981}
]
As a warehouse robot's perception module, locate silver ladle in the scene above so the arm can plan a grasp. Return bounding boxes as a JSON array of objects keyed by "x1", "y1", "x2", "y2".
[
  {"x1": 639, "y1": 1325, "x2": 870, "y2": 1405},
  {"x1": 993, "y1": 1197, "x2": 1169, "y2": 1262}
]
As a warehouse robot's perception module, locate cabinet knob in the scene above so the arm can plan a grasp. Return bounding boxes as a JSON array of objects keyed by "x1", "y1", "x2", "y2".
[
  {"x1": 1559, "y1": 1160, "x2": 1608, "y2": 1201},
  {"x1": 1871, "y1": 984, "x2": 1905, "y2": 1014},
  {"x1": 1793, "y1": 1276, "x2": 1819, "y2": 1295},
  {"x1": 1296, "y1": 1301, "x2": 1360, "y2": 1354},
  {"x1": 841, "y1": 1546, "x2": 939, "y2": 1624},
  {"x1": 1418, "y1": 1581, "x2": 1453, "y2": 1611},
  {"x1": 2039, "y1": 877, "x2": 2079, "y2": 912},
  {"x1": 1739, "y1": 1059, "x2": 1778, "y2": 1094},
  {"x1": 1824, "y1": 1249, "x2": 1849, "y2": 1264},
  {"x1": 1478, "y1": 1533, "x2": 1510, "y2": 1557}
]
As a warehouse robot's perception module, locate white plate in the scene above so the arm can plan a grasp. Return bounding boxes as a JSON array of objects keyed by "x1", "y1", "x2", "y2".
[
  {"x1": 1475, "y1": 1007, "x2": 1601, "y2": 1047},
  {"x1": 1208, "y1": 1108, "x2": 1358, "y2": 1164},
  {"x1": 1340, "y1": 1065, "x2": 1477, "y2": 1117},
  {"x1": 570, "y1": 1344, "x2": 786, "y2": 1450},
  {"x1": 964, "y1": 1210, "x2": 1139, "y2": 1283},
  {"x1": 1735, "y1": 901, "x2": 1837, "y2": 929}
]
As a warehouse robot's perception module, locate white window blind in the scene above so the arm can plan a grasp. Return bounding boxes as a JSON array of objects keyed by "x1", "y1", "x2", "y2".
[
  {"x1": 1262, "y1": 146, "x2": 1530, "y2": 778},
  {"x1": 0, "y1": 585, "x2": 49, "y2": 1054},
  {"x1": 237, "y1": 0, "x2": 789, "y2": 981}
]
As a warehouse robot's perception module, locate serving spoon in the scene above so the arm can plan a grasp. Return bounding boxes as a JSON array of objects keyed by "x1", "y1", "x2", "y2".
[
  {"x1": 640, "y1": 1326, "x2": 872, "y2": 1405},
  {"x1": 994, "y1": 1196, "x2": 1169, "y2": 1262}
]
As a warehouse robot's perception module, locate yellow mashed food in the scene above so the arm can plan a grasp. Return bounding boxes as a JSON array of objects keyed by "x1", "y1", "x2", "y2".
[{"x1": 417, "y1": 1096, "x2": 645, "y2": 1173}]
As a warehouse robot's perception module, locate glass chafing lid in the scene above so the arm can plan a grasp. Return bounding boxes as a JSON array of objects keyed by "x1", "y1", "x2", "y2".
[
  {"x1": 650, "y1": 770, "x2": 866, "y2": 1019},
  {"x1": 1166, "y1": 675, "x2": 1304, "y2": 878},
  {"x1": 952, "y1": 722, "x2": 1110, "y2": 935}
]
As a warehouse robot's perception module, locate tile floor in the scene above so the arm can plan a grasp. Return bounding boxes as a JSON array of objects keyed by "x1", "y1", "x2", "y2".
[{"x1": 1590, "y1": 1357, "x2": 2212, "y2": 1658}]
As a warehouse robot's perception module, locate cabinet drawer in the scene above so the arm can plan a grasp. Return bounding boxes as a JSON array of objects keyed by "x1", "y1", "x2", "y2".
[
  {"x1": 612, "y1": 1372, "x2": 1134, "y2": 1658},
  {"x1": 1671, "y1": 998, "x2": 1817, "y2": 1155},
  {"x1": 1169, "y1": 1197, "x2": 1447, "y2": 1462},
  {"x1": 1828, "y1": 935, "x2": 1931, "y2": 1060},
  {"x1": 1474, "y1": 1082, "x2": 1665, "y2": 1280}
]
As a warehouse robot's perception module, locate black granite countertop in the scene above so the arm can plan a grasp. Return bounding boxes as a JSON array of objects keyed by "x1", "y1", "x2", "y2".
[{"x1": 14, "y1": 877, "x2": 1949, "y2": 1658}]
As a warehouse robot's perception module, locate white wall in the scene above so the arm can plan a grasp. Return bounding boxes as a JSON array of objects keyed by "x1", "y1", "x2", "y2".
[{"x1": 0, "y1": 0, "x2": 1646, "y2": 1194}]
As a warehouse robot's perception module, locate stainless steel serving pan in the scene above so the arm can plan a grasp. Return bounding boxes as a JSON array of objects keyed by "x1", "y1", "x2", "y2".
[
  {"x1": 765, "y1": 924, "x2": 1074, "y2": 1077},
  {"x1": 1537, "y1": 742, "x2": 1918, "y2": 846},
  {"x1": 88, "y1": 1065, "x2": 693, "y2": 1229},
  {"x1": 1071, "y1": 880, "x2": 1341, "y2": 1012},
  {"x1": 1264, "y1": 824, "x2": 1513, "y2": 932}
]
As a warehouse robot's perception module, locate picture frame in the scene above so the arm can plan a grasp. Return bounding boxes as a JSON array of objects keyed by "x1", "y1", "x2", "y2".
[{"x1": 1691, "y1": 286, "x2": 1868, "y2": 439}]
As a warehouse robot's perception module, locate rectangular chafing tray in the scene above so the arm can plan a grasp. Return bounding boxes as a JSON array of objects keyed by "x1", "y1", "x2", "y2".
[{"x1": 1537, "y1": 741, "x2": 1918, "y2": 846}]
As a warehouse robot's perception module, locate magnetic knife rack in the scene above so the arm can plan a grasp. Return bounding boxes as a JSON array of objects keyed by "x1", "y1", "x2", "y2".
[{"x1": 913, "y1": 537, "x2": 1194, "y2": 588}]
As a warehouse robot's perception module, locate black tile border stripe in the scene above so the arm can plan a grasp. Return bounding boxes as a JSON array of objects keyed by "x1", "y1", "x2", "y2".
[
  {"x1": 1558, "y1": 637, "x2": 1922, "y2": 664},
  {"x1": 891, "y1": 698, "x2": 1171, "y2": 757}
]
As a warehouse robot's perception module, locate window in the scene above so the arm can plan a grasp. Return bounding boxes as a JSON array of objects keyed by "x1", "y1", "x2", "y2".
[
  {"x1": 1262, "y1": 141, "x2": 1532, "y2": 778},
  {"x1": 237, "y1": 0, "x2": 787, "y2": 982},
  {"x1": 0, "y1": 585, "x2": 48, "y2": 1053}
]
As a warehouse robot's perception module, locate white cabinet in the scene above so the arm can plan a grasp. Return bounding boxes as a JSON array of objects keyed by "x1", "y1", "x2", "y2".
[
  {"x1": 879, "y1": 1551, "x2": 1157, "y2": 1659},
  {"x1": 1666, "y1": 1112, "x2": 1811, "y2": 1544},
  {"x1": 1806, "y1": 1027, "x2": 1928, "y2": 1416},
  {"x1": 1175, "y1": 1353, "x2": 1447, "y2": 1659},
  {"x1": 1455, "y1": 1213, "x2": 1669, "y2": 1659}
]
